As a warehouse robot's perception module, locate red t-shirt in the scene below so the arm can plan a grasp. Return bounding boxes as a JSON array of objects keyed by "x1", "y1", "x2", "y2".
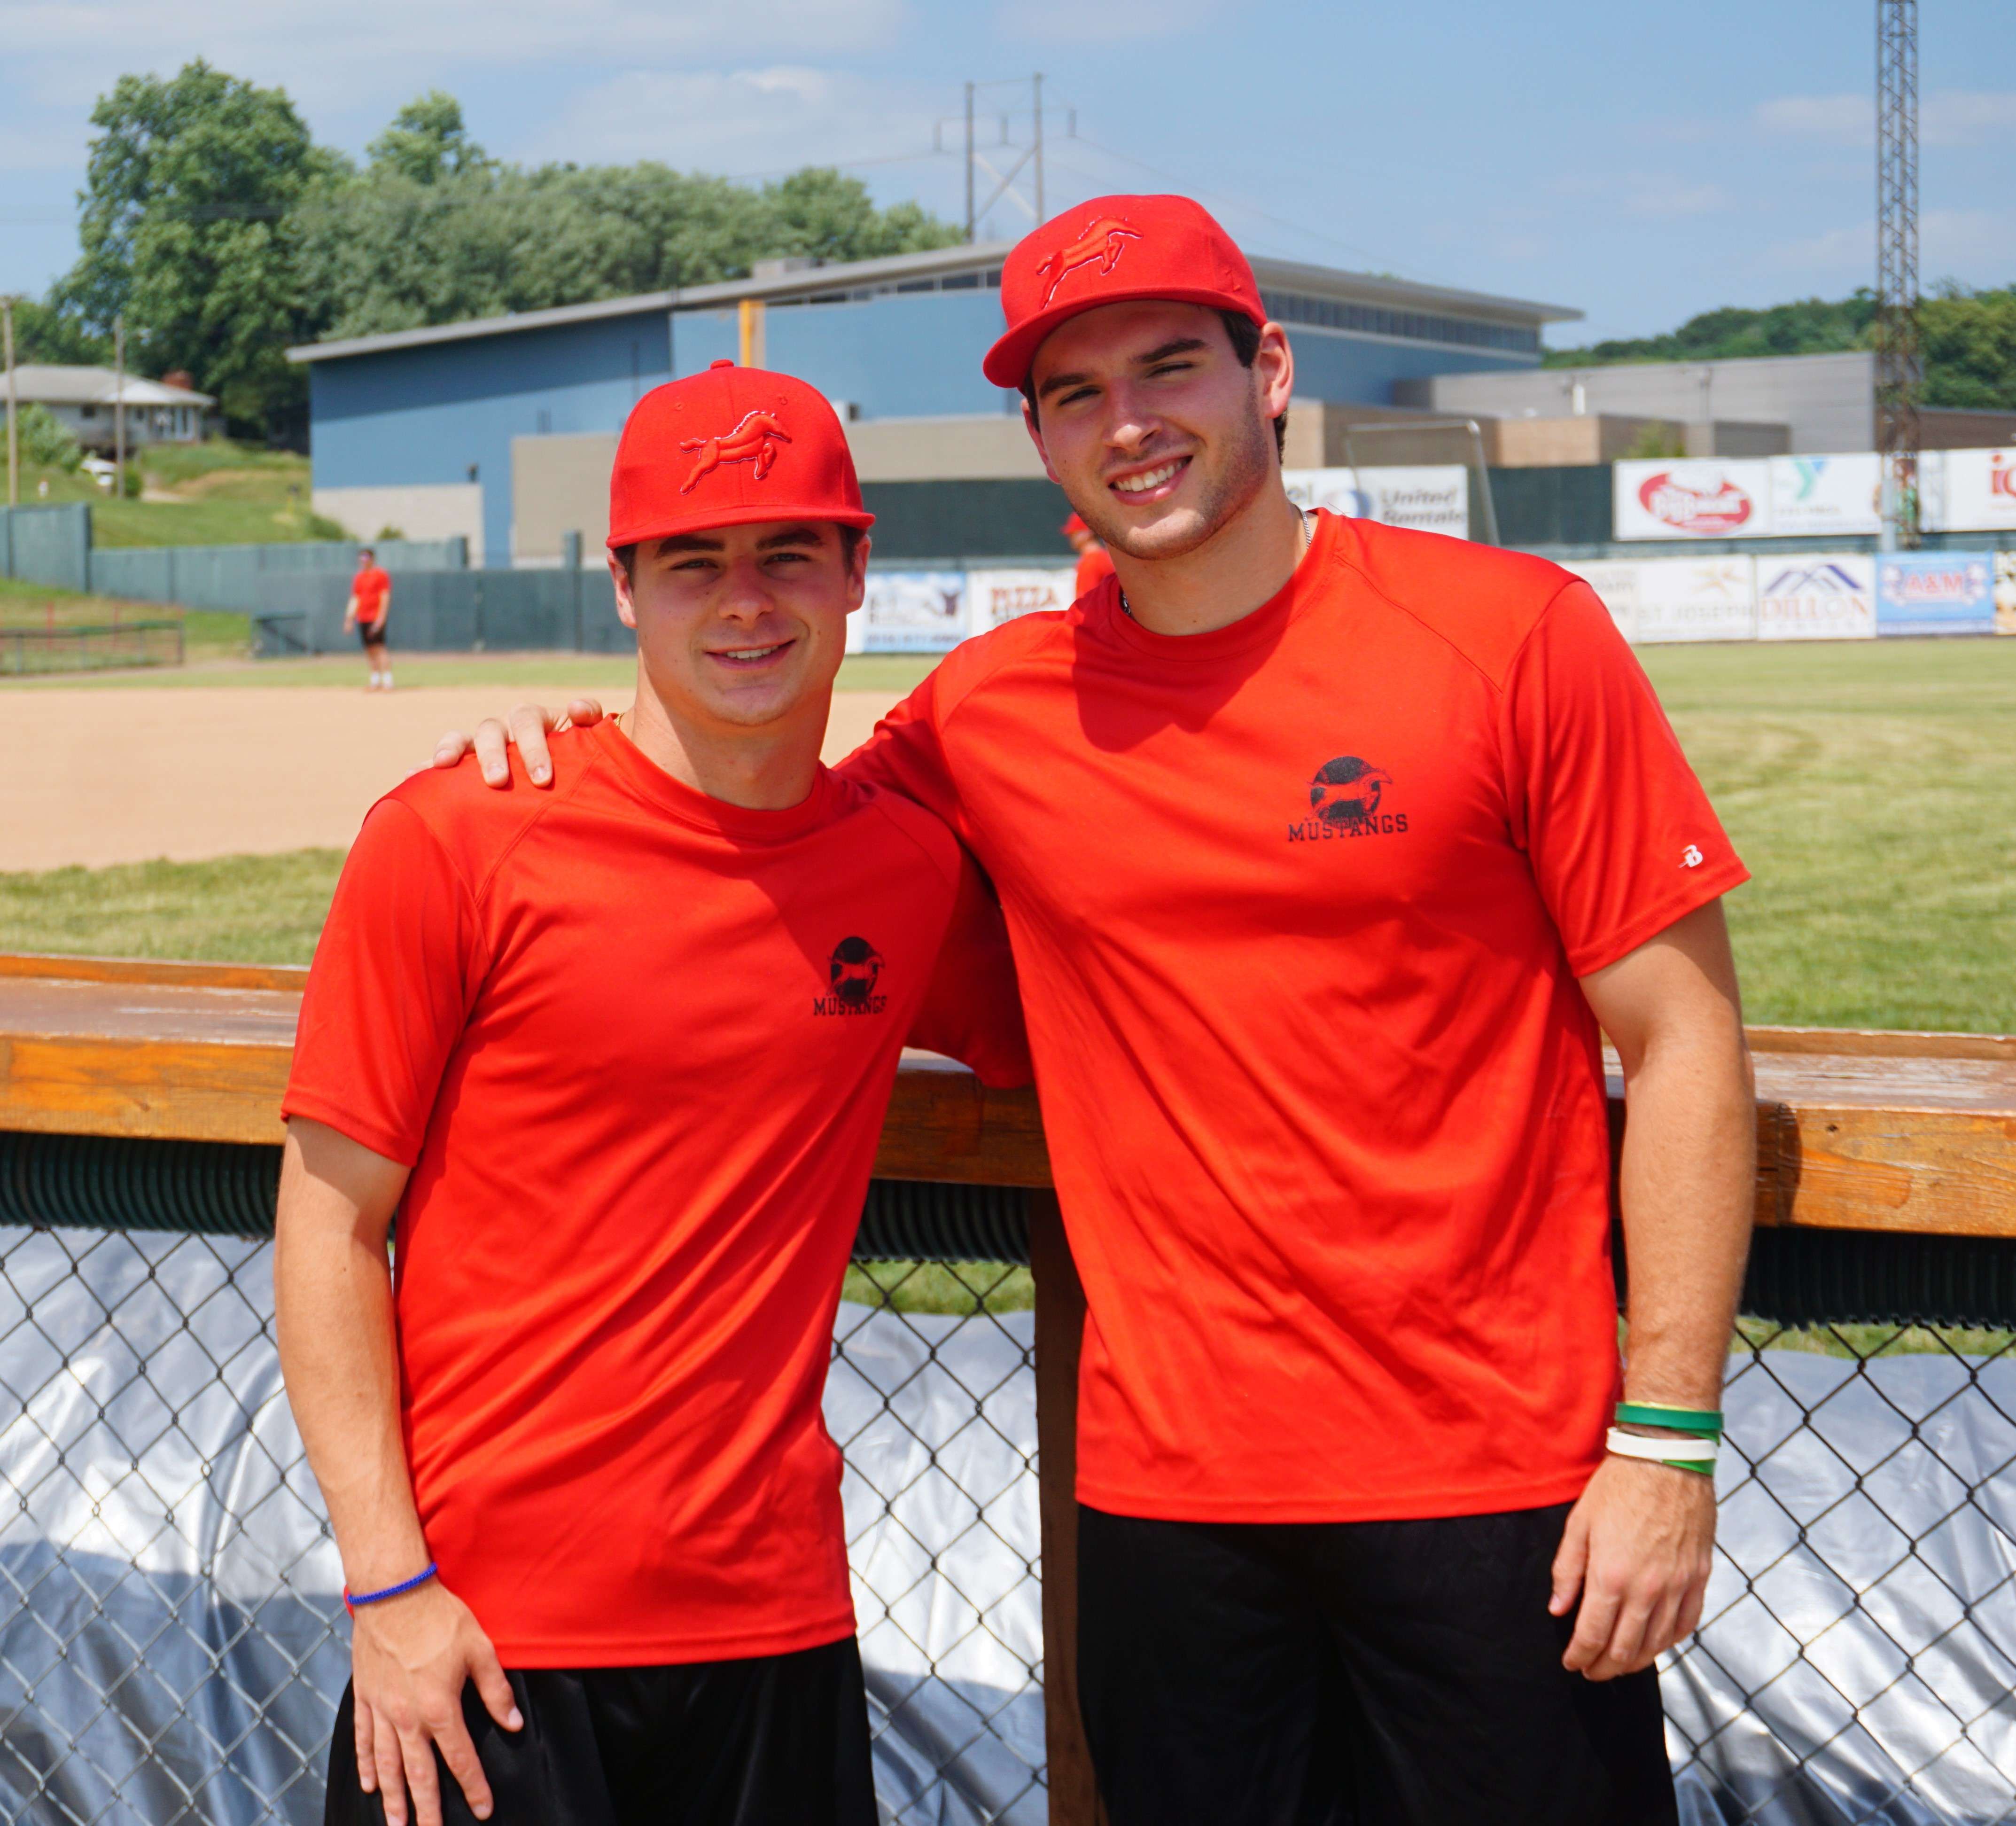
[
  {"x1": 842, "y1": 510, "x2": 1747, "y2": 1522},
  {"x1": 353, "y1": 566, "x2": 391, "y2": 622},
  {"x1": 1074, "y1": 544, "x2": 1116, "y2": 602},
  {"x1": 283, "y1": 720, "x2": 1029, "y2": 1664}
]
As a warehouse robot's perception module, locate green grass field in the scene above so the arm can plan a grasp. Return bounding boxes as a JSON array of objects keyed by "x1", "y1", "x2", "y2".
[
  {"x1": 0, "y1": 639, "x2": 2007, "y2": 1031},
  {"x1": 13, "y1": 441, "x2": 339, "y2": 547}
]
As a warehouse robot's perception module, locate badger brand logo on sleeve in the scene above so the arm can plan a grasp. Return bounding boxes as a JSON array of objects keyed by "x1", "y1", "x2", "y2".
[
  {"x1": 814, "y1": 936, "x2": 887, "y2": 1016},
  {"x1": 679, "y1": 408, "x2": 791, "y2": 493},
  {"x1": 1637, "y1": 470, "x2": 1754, "y2": 536},
  {"x1": 1287, "y1": 757, "x2": 1409, "y2": 843},
  {"x1": 1036, "y1": 217, "x2": 1143, "y2": 305}
]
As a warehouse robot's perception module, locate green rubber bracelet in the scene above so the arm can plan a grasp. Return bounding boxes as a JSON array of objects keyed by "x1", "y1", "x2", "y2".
[{"x1": 1615, "y1": 1403, "x2": 1723, "y2": 1438}]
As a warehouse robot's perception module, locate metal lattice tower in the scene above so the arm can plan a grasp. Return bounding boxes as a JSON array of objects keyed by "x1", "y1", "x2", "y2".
[{"x1": 1876, "y1": 0, "x2": 1921, "y2": 547}]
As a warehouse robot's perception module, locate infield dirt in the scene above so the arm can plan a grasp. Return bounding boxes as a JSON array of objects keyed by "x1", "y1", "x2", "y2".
[{"x1": 0, "y1": 682, "x2": 903, "y2": 871}]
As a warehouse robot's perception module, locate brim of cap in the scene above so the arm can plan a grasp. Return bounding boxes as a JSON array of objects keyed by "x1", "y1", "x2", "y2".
[
  {"x1": 982, "y1": 284, "x2": 1264, "y2": 389},
  {"x1": 605, "y1": 500, "x2": 875, "y2": 549}
]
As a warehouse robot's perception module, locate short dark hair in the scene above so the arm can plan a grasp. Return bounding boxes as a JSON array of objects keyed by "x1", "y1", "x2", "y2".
[
  {"x1": 358, "y1": 546, "x2": 375, "y2": 561},
  {"x1": 613, "y1": 523, "x2": 864, "y2": 581},
  {"x1": 1020, "y1": 308, "x2": 1287, "y2": 460}
]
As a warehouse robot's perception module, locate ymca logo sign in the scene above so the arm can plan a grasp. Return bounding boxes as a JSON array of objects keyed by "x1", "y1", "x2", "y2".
[
  {"x1": 680, "y1": 409, "x2": 791, "y2": 493},
  {"x1": 1036, "y1": 217, "x2": 1143, "y2": 305}
]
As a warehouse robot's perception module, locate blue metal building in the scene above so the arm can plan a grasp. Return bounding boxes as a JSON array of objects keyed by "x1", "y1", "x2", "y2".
[{"x1": 290, "y1": 241, "x2": 1579, "y2": 567}]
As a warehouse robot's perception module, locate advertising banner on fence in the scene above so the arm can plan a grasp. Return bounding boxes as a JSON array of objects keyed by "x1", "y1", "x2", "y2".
[
  {"x1": 1633, "y1": 557, "x2": 1759, "y2": 643},
  {"x1": 1766, "y1": 455, "x2": 1884, "y2": 538},
  {"x1": 1282, "y1": 467, "x2": 1470, "y2": 539},
  {"x1": 1875, "y1": 553, "x2": 1996, "y2": 636},
  {"x1": 1557, "y1": 560, "x2": 1641, "y2": 642},
  {"x1": 965, "y1": 567, "x2": 1074, "y2": 631},
  {"x1": 1934, "y1": 448, "x2": 2016, "y2": 534},
  {"x1": 1615, "y1": 460, "x2": 1773, "y2": 541},
  {"x1": 855, "y1": 570, "x2": 968, "y2": 653},
  {"x1": 1997, "y1": 552, "x2": 2016, "y2": 634},
  {"x1": 1756, "y1": 555, "x2": 1877, "y2": 641}
]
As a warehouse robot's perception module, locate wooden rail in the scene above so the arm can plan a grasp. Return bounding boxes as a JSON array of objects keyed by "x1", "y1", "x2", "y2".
[
  {"x1": 2, "y1": 953, "x2": 2010, "y2": 1236},
  {"x1": 1, "y1": 951, "x2": 2012, "y2": 1826}
]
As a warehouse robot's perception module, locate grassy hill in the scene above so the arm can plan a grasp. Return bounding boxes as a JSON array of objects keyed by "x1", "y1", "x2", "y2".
[{"x1": 11, "y1": 440, "x2": 343, "y2": 546}]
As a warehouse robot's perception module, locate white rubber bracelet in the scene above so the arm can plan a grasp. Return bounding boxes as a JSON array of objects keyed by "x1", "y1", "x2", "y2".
[{"x1": 1606, "y1": 1427, "x2": 1717, "y2": 1466}]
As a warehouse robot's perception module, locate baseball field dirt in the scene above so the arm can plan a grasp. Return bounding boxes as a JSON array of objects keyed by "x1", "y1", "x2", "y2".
[{"x1": 0, "y1": 674, "x2": 905, "y2": 871}]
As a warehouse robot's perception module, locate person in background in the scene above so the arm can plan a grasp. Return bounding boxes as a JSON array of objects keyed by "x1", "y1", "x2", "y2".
[
  {"x1": 1063, "y1": 511, "x2": 1115, "y2": 601},
  {"x1": 344, "y1": 548, "x2": 394, "y2": 691}
]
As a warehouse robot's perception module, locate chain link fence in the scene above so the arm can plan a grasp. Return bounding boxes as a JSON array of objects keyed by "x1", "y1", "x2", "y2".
[{"x1": 0, "y1": 1147, "x2": 2014, "y2": 1823}]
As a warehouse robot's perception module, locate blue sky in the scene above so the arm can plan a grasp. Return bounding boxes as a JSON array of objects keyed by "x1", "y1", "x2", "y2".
[{"x1": 0, "y1": 0, "x2": 2010, "y2": 346}]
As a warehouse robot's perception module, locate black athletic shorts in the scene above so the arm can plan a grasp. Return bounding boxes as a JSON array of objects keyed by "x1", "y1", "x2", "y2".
[
  {"x1": 324, "y1": 1636, "x2": 875, "y2": 1826},
  {"x1": 1077, "y1": 1501, "x2": 1677, "y2": 1826},
  {"x1": 357, "y1": 619, "x2": 388, "y2": 649}
]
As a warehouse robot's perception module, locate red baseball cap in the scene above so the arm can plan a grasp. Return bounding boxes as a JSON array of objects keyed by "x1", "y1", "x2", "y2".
[
  {"x1": 1061, "y1": 512, "x2": 1090, "y2": 538},
  {"x1": 607, "y1": 359, "x2": 873, "y2": 549},
  {"x1": 982, "y1": 195, "x2": 1266, "y2": 390}
]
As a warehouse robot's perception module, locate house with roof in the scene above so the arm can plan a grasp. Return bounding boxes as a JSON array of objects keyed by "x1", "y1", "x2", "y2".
[{"x1": 8, "y1": 366, "x2": 214, "y2": 453}]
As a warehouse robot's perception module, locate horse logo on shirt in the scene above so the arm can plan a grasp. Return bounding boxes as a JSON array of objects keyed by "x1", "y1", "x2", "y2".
[
  {"x1": 815, "y1": 936, "x2": 887, "y2": 1016},
  {"x1": 1035, "y1": 218, "x2": 1143, "y2": 305},
  {"x1": 1288, "y1": 757, "x2": 1409, "y2": 843},
  {"x1": 679, "y1": 410, "x2": 791, "y2": 493}
]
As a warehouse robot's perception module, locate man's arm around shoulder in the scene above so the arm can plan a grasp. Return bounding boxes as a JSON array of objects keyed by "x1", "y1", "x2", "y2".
[{"x1": 275, "y1": 1119, "x2": 520, "y2": 1826}]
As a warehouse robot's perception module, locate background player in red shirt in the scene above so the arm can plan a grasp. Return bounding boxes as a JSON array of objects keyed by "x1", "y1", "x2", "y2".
[
  {"x1": 446, "y1": 199, "x2": 1755, "y2": 1825},
  {"x1": 1062, "y1": 511, "x2": 1115, "y2": 601},
  {"x1": 342, "y1": 548, "x2": 393, "y2": 691},
  {"x1": 279, "y1": 364, "x2": 1026, "y2": 1826}
]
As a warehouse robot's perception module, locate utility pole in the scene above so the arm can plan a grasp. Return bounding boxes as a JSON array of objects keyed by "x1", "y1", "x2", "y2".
[
  {"x1": 1033, "y1": 73, "x2": 1044, "y2": 224},
  {"x1": 3, "y1": 297, "x2": 17, "y2": 510},
  {"x1": 964, "y1": 84, "x2": 976, "y2": 243},
  {"x1": 1876, "y1": 0, "x2": 1920, "y2": 549},
  {"x1": 951, "y1": 76, "x2": 1057, "y2": 240},
  {"x1": 113, "y1": 313, "x2": 127, "y2": 503}
]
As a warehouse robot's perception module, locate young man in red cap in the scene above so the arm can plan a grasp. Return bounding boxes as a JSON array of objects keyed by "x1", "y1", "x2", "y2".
[
  {"x1": 277, "y1": 360, "x2": 1027, "y2": 1826},
  {"x1": 1061, "y1": 512, "x2": 1114, "y2": 600},
  {"x1": 447, "y1": 196, "x2": 1754, "y2": 1824}
]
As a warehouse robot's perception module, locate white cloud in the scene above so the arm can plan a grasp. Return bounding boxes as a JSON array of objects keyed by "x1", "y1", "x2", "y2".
[
  {"x1": 1767, "y1": 207, "x2": 2016, "y2": 277},
  {"x1": 997, "y1": 0, "x2": 1224, "y2": 41},
  {"x1": 514, "y1": 66, "x2": 945, "y2": 176},
  {"x1": 1755, "y1": 89, "x2": 2016, "y2": 149},
  {"x1": 0, "y1": 0, "x2": 906, "y2": 115}
]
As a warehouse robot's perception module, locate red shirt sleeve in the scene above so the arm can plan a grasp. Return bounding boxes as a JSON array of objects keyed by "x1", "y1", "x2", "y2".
[
  {"x1": 1499, "y1": 579, "x2": 1749, "y2": 977},
  {"x1": 282, "y1": 797, "x2": 488, "y2": 1163},
  {"x1": 837, "y1": 671, "x2": 971, "y2": 843},
  {"x1": 904, "y1": 845, "x2": 1032, "y2": 1088}
]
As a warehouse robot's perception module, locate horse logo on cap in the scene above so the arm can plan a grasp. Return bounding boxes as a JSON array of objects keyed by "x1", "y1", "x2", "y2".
[
  {"x1": 679, "y1": 409, "x2": 791, "y2": 493},
  {"x1": 1036, "y1": 216, "x2": 1143, "y2": 306}
]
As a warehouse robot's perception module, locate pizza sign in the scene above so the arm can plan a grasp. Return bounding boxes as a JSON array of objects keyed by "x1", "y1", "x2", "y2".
[{"x1": 1637, "y1": 471, "x2": 1755, "y2": 536}]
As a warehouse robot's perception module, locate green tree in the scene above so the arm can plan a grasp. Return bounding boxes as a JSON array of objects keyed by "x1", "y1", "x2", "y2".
[
  {"x1": 366, "y1": 91, "x2": 488, "y2": 186},
  {"x1": 14, "y1": 403, "x2": 85, "y2": 471},
  {"x1": 6, "y1": 298, "x2": 108, "y2": 367},
  {"x1": 51, "y1": 62, "x2": 326, "y2": 434},
  {"x1": 1546, "y1": 284, "x2": 2016, "y2": 412}
]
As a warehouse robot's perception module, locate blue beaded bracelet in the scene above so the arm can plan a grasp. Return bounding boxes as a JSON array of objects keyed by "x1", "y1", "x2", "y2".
[{"x1": 344, "y1": 1562, "x2": 438, "y2": 1612}]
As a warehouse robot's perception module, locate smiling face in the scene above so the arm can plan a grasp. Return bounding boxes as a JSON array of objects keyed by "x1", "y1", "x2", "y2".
[
  {"x1": 1024, "y1": 300, "x2": 1292, "y2": 562},
  {"x1": 610, "y1": 520, "x2": 866, "y2": 734}
]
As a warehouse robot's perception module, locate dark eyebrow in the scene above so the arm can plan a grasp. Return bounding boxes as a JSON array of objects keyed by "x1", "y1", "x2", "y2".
[
  {"x1": 1035, "y1": 337, "x2": 1213, "y2": 402},
  {"x1": 754, "y1": 525, "x2": 825, "y2": 550},
  {"x1": 652, "y1": 533, "x2": 725, "y2": 554}
]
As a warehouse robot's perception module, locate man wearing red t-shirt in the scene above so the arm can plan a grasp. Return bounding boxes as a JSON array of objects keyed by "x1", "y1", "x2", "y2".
[
  {"x1": 344, "y1": 549, "x2": 394, "y2": 691},
  {"x1": 278, "y1": 363, "x2": 1027, "y2": 1826},
  {"x1": 448, "y1": 198, "x2": 1754, "y2": 1825}
]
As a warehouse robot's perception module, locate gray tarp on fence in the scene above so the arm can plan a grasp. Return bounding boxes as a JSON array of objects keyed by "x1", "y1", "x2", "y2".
[
  {"x1": 3, "y1": 1221, "x2": 2014, "y2": 1823},
  {"x1": 87, "y1": 541, "x2": 465, "y2": 616},
  {"x1": 249, "y1": 568, "x2": 632, "y2": 657}
]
